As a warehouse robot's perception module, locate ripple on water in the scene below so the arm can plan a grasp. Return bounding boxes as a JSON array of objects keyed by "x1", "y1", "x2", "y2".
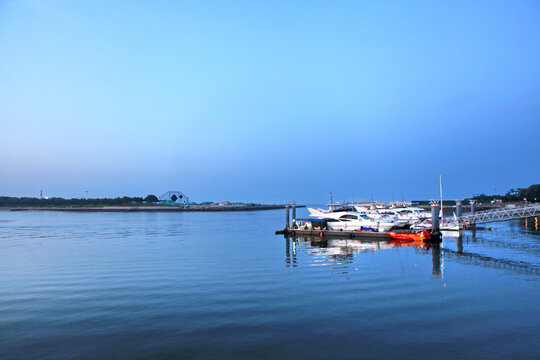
[{"x1": 0, "y1": 212, "x2": 539, "y2": 360}]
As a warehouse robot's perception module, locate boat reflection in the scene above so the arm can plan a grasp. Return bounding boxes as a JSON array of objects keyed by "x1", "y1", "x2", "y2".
[
  {"x1": 298, "y1": 236, "x2": 430, "y2": 253},
  {"x1": 285, "y1": 235, "x2": 436, "y2": 272},
  {"x1": 284, "y1": 230, "x2": 540, "y2": 277}
]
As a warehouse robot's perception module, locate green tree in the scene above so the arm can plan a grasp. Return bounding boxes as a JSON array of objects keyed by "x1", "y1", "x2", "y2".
[{"x1": 144, "y1": 194, "x2": 159, "y2": 203}]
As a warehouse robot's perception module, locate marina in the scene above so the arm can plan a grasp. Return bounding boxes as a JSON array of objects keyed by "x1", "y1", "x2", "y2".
[
  {"x1": 276, "y1": 201, "x2": 540, "y2": 242},
  {"x1": 2, "y1": 0, "x2": 539, "y2": 358}
]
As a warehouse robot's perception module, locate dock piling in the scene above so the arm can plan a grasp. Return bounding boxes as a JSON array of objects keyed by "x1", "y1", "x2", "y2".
[
  {"x1": 285, "y1": 205, "x2": 290, "y2": 229},
  {"x1": 291, "y1": 204, "x2": 296, "y2": 227},
  {"x1": 470, "y1": 200, "x2": 476, "y2": 226},
  {"x1": 430, "y1": 200, "x2": 440, "y2": 235},
  {"x1": 456, "y1": 200, "x2": 462, "y2": 218}
]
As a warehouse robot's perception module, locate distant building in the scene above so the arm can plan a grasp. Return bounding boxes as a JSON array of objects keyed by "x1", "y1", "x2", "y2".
[
  {"x1": 218, "y1": 201, "x2": 230, "y2": 206},
  {"x1": 159, "y1": 191, "x2": 190, "y2": 205}
]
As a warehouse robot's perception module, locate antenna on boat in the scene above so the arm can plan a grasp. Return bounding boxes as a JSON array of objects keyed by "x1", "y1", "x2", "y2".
[{"x1": 329, "y1": 192, "x2": 335, "y2": 211}]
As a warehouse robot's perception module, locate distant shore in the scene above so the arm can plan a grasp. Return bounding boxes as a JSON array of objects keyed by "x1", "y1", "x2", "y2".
[
  {"x1": 1, "y1": 204, "x2": 303, "y2": 212},
  {"x1": 0, "y1": 203, "x2": 521, "y2": 212}
]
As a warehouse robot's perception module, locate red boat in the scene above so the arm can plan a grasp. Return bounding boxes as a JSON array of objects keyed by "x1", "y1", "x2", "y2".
[{"x1": 387, "y1": 230, "x2": 431, "y2": 241}]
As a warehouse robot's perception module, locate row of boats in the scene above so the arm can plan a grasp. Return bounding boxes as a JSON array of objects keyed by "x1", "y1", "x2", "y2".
[{"x1": 305, "y1": 203, "x2": 461, "y2": 232}]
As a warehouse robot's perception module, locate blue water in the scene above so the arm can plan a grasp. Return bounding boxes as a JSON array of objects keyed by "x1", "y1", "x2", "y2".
[{"x1": 1, "y1": 209, "x2": 539, "y2": 359}]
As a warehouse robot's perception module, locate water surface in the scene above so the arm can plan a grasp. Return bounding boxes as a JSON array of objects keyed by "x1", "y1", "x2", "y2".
[{"x1": 1, "y1": 210, "x2": 539, "y2": 359}]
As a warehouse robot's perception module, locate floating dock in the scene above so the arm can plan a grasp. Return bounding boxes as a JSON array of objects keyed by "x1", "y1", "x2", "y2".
[{"x1": 276, "y1": 227, "x2": 391, "y2": 240}]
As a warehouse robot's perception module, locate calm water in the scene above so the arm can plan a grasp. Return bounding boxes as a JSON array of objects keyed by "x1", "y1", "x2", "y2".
[{"x1": 1, "y1": 209, "x2": 539, "y2": 359}]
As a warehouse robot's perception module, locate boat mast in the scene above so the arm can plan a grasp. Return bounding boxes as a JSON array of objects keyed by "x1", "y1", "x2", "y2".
[{"x1": 439, "y1": 174, "x2": 443, "y2": 219}]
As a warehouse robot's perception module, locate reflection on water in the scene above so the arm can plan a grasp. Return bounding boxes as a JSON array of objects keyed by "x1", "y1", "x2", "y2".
[
  {"x1": 285, "y1": 237, "x2": 297, "y2": 267},
  {"x1": 432, "y1": 242, "x2": 441, "y2": 276},
  {"x1": 1, "y1": 212, "x2": 539, "y2": 360},
  {"x1": 524, "y1": 215, "x2": 539, "y2": 231},
  {"x1": 284, "y1": 217, "x2": 540, "y2": 278},
  {"x1": 457, "y1": 234, "x2": 464, "y2": 253},
  {"x1": 285, "y1": 236, "x2": 440, "y2": 275}
]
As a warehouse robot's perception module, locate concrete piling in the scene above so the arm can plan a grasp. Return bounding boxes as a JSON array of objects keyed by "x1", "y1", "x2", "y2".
[
  {"x1": 470, "y1": 200, "x2": 476, "y2": 226},
  {"x1": 285, "y1": 205, "x2": 290, "y2": 229},
  {"x1": 291, "y1": 205, "x2": 296, "y2": 227},
  {"x1": 456, "y1": 200, "x2": 462, "y2": 218},
  {"x1": 431, "y1": 201, "x2": 440, "y2": 235}
]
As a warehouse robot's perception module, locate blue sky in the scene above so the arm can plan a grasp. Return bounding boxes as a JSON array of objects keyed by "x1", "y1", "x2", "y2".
[{"x1": 1, "y1": 0, "x2": 539, "y2": 203}]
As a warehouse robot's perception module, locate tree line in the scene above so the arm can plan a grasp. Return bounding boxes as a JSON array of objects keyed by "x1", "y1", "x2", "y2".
[
  {"x1": 466, "y1": 184, "x2": 539, "y2": 203},
  {"x1": 0, "y1": 195, "x2": 160, "y2": 207},
  {"x1": 412, "y1": 184, "x2": 539, "y2": 205}
]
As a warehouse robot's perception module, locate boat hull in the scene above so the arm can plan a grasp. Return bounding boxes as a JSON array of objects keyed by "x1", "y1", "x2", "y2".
[{"x1": 328, "y1": 221, "x2": 395, "y2": 232}]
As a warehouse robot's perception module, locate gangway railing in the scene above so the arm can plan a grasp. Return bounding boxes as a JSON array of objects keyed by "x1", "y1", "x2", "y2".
[{"x1": 457, "y1": 204, "x2": 540, "y2": 225}]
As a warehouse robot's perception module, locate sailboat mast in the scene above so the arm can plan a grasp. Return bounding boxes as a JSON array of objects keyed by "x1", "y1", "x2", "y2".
[{"x1": 439, "y1": 174, "x2": 443, "y2": 219}]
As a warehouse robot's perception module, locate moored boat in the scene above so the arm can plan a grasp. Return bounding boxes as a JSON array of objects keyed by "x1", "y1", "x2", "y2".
[{"x1": 307, "y1": 207, "x2": 397, "y2": 232}]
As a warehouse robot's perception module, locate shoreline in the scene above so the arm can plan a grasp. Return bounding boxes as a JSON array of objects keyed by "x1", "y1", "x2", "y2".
[{"x1": 0, "y1": 204, "x2": 303, "y2": 212}]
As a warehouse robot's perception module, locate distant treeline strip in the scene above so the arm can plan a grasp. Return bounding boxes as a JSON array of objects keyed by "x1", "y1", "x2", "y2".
[
  {"x1": 414, "y1": 184, "x2": 539, "y2": 205},
  {"x1": 465, "y1": 184, "x2": 539, "y2": 203},
  {"x1": 0, "y1": 196, "x2": 154, "y2": 207}
]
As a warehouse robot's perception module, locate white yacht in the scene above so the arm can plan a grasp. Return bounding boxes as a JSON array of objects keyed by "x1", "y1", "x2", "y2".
[
  {"x1": 307, "y1": 207, "x2": 397, "y2": 232},
  {"x1": 392, "y1": 207, "x2": 432, "y2": 220},
  {"x1": 355, "y1": 207, "x2": 411, "y2": 228}
]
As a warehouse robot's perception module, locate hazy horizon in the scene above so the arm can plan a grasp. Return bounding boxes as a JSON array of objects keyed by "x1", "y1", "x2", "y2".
[
  {"x1": 1, "y1": 181, "x2": 537, "y2": 204},
  {"x1": 1, "y1": 1, "x2": 539, "y2": 204}
]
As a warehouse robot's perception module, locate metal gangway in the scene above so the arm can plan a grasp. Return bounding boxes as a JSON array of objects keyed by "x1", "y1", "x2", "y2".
[{"x1": 457, "y1": 203, "x2": 540, "y2": 225}]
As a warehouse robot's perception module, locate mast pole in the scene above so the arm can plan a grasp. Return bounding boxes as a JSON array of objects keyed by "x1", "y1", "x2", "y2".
[{"x1": 439, "y1": 174, "x2": 443, "y2": 219}]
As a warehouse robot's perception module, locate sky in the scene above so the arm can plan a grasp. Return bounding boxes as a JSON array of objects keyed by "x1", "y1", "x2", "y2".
[{"x1": 1, "y1": 0, "x2": 539, "y2": 203}]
